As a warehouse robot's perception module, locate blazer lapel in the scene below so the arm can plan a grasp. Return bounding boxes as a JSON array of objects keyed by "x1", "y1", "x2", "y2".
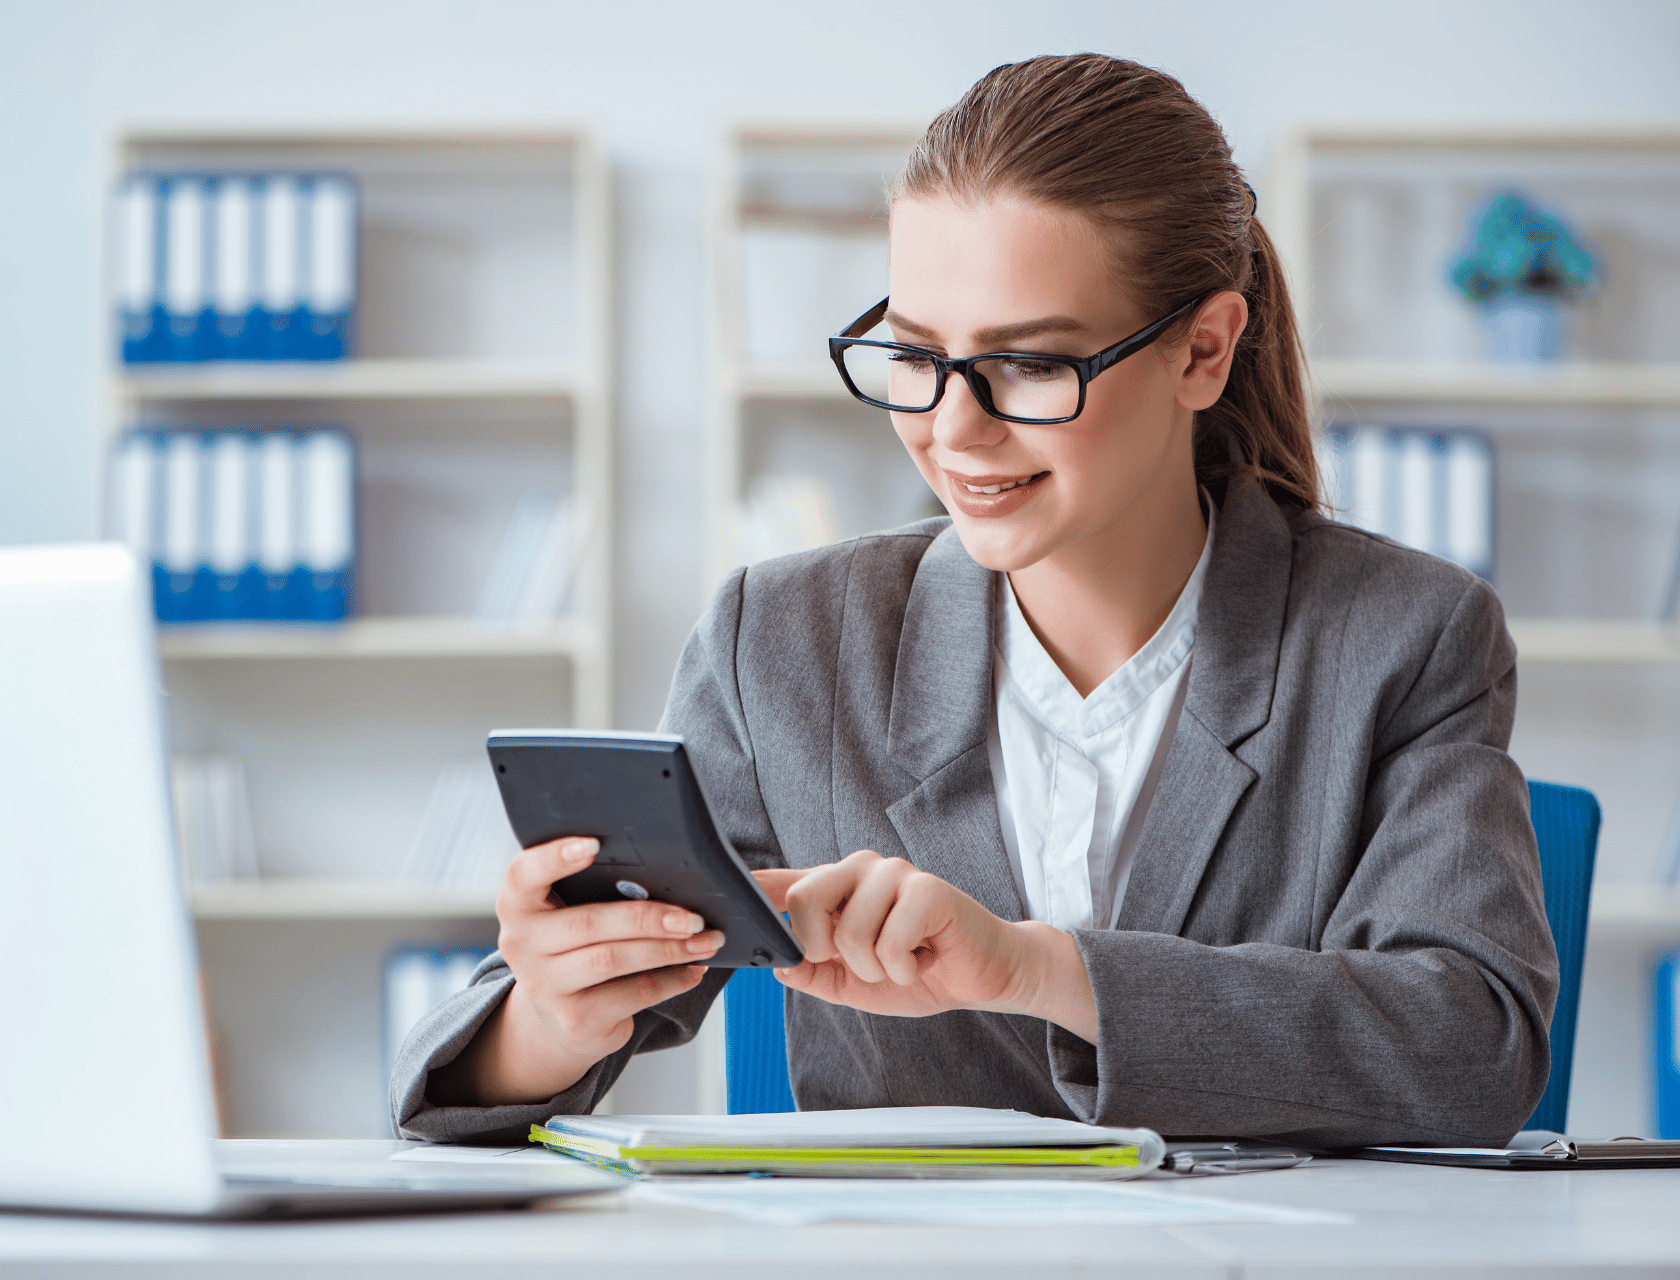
[
  {"x1": 885, "y1": 526, "x2": 1025, "y2": 922},
  {"x1": 1116, "y1": 478, "x2": 1292, "y2": 936}
]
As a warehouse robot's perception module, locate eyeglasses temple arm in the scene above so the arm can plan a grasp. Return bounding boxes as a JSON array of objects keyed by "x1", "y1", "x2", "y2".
[{"x1": 838, "y1": 297, "x2": 891, "y2": 340}]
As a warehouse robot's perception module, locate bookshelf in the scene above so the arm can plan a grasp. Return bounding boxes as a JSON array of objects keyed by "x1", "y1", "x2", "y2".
[
  {"x1": 703, "y1": 124, "x2": 933, "y2": 593},
  {"x1": 104, "y1": 127, "x2": 611, "y2": 1134}
]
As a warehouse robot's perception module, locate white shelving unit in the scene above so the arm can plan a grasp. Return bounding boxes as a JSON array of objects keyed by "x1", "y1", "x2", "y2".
[
  {"x1": 105, "y1": 127, "x2": 612, "y2": 1135},
  {"x1": 704, "y1": 124, "x2": 932, "y2": 594}
]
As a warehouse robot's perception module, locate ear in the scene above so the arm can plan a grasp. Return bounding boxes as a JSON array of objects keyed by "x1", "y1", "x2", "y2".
[{"x1": 1174, "y1": 290, "x2": 1248, "y2": 413}]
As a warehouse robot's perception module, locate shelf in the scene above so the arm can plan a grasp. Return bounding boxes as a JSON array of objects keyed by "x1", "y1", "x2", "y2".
[
  {"x1": 1313, "y1": 360, "x2": 1680, "y2": 407},
  {"x1": 191, "y1": 879, "x2": 497, "y2": 920},
  {"x1": 119, "y1": 358, "x2": 585, "y2": 402},
  {"x1": 1588, "y1": 883, "x2": 1680, "y2": 940},
  {"x1": 736, "y1": 360, "x2": 850, "y2": 400},
  {"x1": 157, "y1": 616, "x2": 596, "y2": 661},
  {"x1": 1507, "y1": 619, "x2": 1680, "y2": 664}
]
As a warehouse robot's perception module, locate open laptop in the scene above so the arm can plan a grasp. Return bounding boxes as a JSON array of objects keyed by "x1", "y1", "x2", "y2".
[{"x1": 0, "y1": 543, "x2": 621, "y2": 1218}]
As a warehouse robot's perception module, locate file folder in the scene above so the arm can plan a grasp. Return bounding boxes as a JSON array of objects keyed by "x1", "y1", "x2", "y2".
[
  {"x1": 118, "y1": 176, "x2": 164, "y2": 364},
  {"x1": 212, "y1": 177, "x2": 259, "y2": 360}
]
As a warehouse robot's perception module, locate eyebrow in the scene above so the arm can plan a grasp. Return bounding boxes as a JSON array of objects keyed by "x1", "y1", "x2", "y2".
[{"x1": 883, "y1": 309, "x2": 1092, "y2": 349}]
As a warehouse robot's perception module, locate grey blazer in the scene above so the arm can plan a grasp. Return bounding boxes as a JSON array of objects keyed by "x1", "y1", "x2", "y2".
[{"x1": 392, "y1": 477, "x2": 1557, "y2": 1148}]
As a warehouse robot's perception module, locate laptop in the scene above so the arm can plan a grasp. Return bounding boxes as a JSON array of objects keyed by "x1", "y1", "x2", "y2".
[{"x1": 0, "y1": 543, "x2": 621, "y2": 1218}]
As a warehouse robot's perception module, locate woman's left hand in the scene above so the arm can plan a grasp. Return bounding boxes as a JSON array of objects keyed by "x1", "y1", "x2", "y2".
[{"x1": 752, "y1": 850, "x2": 1098, "y2": 1040}]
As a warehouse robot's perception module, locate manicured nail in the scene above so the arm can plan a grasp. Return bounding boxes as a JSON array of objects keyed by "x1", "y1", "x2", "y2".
[
  {"x1": 686, "y1": 931, "x2": 724, "y2": 954},
  {"x1": 664, "y1": 911, "x2": 705, "y2": 934},
  {"x1": 565, "y1": 837, "x2": 599, "y2": 859}
]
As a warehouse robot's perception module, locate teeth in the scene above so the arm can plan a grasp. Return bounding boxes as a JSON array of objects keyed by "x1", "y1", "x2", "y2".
[{"x1": 965, "y1": 478, "x2": 1025, "y2": 494}]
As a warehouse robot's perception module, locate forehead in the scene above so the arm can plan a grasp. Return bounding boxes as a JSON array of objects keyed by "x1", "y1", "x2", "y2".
[{"x1": 887, "y1": 195, "x2": 1128, "y2": 337}]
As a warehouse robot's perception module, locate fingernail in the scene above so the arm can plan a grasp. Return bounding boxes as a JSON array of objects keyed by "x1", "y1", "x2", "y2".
[
  {"x1": 565, "y1": 838, "x2": 599, "y2": 859},
  {"x1": 664, "y1": 911, "x2": 705, "y2": 934},
  {"x1": 686, "y1": 931, "x2": 724, "y2": 954}
]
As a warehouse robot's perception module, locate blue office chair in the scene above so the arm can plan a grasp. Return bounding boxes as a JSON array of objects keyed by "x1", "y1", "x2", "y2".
[
  {"x1": 721, "y1": 780, "x2": 1602, "y2": 1127},
  {"x1": 1522, "y1": 780, "x2": 1600, "y2": 1133}
]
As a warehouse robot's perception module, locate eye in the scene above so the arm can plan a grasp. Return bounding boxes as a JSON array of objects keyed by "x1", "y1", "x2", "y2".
[
  {"x1": 1000, "y1": 357, "x2": 1071, "y2": 382},
  {"x1": 888, "y1": 351, "x2": 937, "y2": 372}
]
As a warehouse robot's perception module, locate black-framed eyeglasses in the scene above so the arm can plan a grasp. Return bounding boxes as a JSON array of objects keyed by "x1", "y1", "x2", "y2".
[{"x1": 827, "y1": 292, "x2": 1209, "y2": 425}]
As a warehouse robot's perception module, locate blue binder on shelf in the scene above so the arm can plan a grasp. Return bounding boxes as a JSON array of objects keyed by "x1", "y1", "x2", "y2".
[
  {"x1": 111, "y1": 426, "x2": 355, "y2": 624},
  {"x1": 117, "y1": 171, "x2": 357, "y2": 364},
  {"x1": 1659, "y1": 952, "x2": 1680, "y2": 1140}
]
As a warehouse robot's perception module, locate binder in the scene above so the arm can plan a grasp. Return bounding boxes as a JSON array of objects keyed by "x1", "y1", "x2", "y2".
[
  {"x1": 162, "y1": 177, "x2": 213, "y2": 363},
  {"x1": 299, "y1": 430, "x2": 354, "y2": 620},
  {"x1": 302, "y1": 175, "x2": 356, "y2": 360},
  {"x1": 1659, "y1": 952, "x2": 1680, "y2": 1140},
  {"x1": 156, "y1": 432, "x2": 205, "y2": 622},
  {"x1": 206, "y1": 433, "x2": 254, "y2": 619},
  {"x1": 117, "y1": 176, "x2": 164, "y2": 364},
  {"x1": 259, "y1": 176, "x2": 303, "y2": 360},
  {"x1": 1322, "y1": 424, "x2": 1495, "y2": 580},
  {"x1": 255, "y1": 431, "x2": 302, "y2": 618},
  {"x1": 211, "y1": 177, "x2": 259, "y2": 360}
]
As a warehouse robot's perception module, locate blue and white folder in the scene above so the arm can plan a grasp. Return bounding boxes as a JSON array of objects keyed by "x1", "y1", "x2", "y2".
[
  {"x1": 111, "y1": 427, "x2": 355, "y2": 623},
  {"x1": 1320, "y1": 425, "x2": 1495, "y2": 580},
  {"x1": 117, "y1": 171, "x2": 357, "y2": 363}
]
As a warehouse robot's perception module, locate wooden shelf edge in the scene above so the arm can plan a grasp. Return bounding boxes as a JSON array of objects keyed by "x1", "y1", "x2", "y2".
[
  {"x1": 191, "y1": 879, "x2": 497, "y2": 920},
  {"x1": 1312, "y1": 360, "x2": 1680, "y2": 407},
  {"x1": 1508, "y1": 619, "x2": 1680, "y2": 664},
  {"x1": 119, "y1": 358, "x2": 586, "y2": 402},
  {"x1": 158, "y1": 616, "x2": 597, "y2": 661}
]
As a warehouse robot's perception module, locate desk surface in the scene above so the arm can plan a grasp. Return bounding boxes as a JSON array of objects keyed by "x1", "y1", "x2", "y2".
[{"x1": 3, "y1": 1140, "x2": 1680, "y2": 1278}]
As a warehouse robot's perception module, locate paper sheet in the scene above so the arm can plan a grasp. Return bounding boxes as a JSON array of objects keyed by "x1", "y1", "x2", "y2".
[{"x1": 627, "y1": 1177, "x2": 1349, "y2": 1227}]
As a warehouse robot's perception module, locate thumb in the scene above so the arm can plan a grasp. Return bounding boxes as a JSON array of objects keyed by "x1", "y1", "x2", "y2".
[{"x1": 752, "y1": 867, "x2": 808, "y2": 911}]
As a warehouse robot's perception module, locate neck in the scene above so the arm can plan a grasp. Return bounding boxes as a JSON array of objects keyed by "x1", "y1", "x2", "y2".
[{"x1": 1007, "y1": 473, "x2": 1208, "y2": 699}]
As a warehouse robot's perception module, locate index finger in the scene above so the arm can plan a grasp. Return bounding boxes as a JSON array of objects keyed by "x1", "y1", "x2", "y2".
[
  {"x1": 751, "y1": 867, "x2": 809, "y2": 912},
  {"x1": 498, "y1": 837, "x2": 599, "y2": 916}
]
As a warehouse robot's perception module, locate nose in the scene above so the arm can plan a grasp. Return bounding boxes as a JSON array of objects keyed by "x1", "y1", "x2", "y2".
[{"x1": 931, "y1": 369, "x2": 1008, "y2": 453}]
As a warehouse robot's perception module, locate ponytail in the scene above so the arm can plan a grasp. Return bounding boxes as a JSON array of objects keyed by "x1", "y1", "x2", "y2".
[{"x1": 898, "y1": 54, "x2": 1323, "y2": 512}]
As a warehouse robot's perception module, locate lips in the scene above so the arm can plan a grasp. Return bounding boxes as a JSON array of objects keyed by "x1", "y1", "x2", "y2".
[{"x1": 941, "y1": 468, "x2": 1049, "y2": 519}]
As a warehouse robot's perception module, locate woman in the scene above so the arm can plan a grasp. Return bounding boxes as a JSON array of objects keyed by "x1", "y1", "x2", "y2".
[{"x1": 394, "y1": 54, "x2": 1556, "y2": 1148}]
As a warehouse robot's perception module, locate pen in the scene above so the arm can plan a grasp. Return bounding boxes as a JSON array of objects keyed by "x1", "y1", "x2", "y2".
[{"x1": 1162, "y1": 1146, "x2": 1312, "y2": 1176}]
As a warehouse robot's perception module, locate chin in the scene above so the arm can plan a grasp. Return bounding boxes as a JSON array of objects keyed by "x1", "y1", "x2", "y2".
[{"x1": 945, "y1": 515, "x2": 1050, "y2": 574}]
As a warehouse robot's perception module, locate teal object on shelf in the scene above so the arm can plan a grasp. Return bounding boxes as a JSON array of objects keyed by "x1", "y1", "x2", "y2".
[
  {"x1": 724, "y1": 966, "x2": 796, "y2": 1114},
  {"x1": 718, "y1": 781, "x2": 1600, "y2": 1130}
]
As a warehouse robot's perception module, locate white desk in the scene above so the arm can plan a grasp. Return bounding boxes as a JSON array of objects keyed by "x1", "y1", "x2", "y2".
[{"x1": 3, "y1": 1140, "x2": 1680, "y2": 1278}]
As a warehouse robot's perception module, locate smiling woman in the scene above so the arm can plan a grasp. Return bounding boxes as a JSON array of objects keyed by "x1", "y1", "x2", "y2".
[{"x1": 393, "y1": 54, "x2": 1558, "y2": 1150}]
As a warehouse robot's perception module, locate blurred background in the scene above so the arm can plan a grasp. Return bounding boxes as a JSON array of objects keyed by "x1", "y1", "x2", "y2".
[{"x1": 3, "y1": 0, "x2": 1680, "y2": 1141}]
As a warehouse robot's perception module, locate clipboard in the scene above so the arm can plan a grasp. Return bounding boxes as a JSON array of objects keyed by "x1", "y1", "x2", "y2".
[{"x1": 1348, "y1": 1134, "x2": 1680, "y2": 1170}]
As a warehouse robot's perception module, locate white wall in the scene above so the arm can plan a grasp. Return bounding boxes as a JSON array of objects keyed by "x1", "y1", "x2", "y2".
[{"x1": 3, "y1": 0, "x2": 1679, "y2": 1127}]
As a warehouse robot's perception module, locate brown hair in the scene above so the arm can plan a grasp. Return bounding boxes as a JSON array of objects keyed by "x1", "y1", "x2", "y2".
[{"x1": 894, "y1": 54, "x2": 1321, "y2": 511}]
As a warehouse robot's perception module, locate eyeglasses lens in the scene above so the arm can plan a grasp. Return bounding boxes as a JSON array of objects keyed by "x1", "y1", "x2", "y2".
[
  {"x1": 971, "y1": 356, "x2": 1079, "y2": 421},
  {"x1": 840, "y1": 341, "x2": 1078, "y2": 421}
]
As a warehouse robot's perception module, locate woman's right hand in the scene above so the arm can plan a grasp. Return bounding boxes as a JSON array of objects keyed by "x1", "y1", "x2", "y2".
[{"x1": 426, "y1": 836, "x2": 725, "y2": 1107}]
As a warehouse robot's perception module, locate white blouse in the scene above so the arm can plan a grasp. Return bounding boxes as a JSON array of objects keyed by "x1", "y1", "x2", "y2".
[{"x1": 985, "y1": 502, "x2": 1216, "y2": 931}]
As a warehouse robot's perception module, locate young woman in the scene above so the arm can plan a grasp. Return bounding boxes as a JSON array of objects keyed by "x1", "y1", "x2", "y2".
[{"x1": 394, "y1": 54, "x2": 1556, "y2": 1148}]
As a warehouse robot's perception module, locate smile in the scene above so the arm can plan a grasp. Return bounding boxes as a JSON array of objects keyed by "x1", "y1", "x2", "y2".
[{"x1": 957, "y1": 471, "x2": 1048, "y2": 495}]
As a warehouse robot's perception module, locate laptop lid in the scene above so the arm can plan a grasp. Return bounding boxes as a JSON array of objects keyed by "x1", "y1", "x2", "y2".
[{"x1": 0, "y1": 543, "x2": 224, "y2": 1214}]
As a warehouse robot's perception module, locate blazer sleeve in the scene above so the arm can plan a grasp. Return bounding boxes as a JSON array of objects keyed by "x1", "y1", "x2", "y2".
[
  {"x1": 390, "y1": 568, "x2": 784, "y2": 1141},
  {"x1": 1045, "y1": 574, "x2": 1560, "y2": 1148}
]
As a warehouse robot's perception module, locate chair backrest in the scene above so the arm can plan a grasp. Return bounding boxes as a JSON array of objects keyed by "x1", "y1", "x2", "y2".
[
  {"x1": 1523, "y1": 779, "x2": 1601, "y2": 1133},
  {"x1": 720, "y1": 779, "x2": 1602, "y2": 1128},
  {"x1": 722, "y1": 966, "x2": 796, "y2": 1114}
]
